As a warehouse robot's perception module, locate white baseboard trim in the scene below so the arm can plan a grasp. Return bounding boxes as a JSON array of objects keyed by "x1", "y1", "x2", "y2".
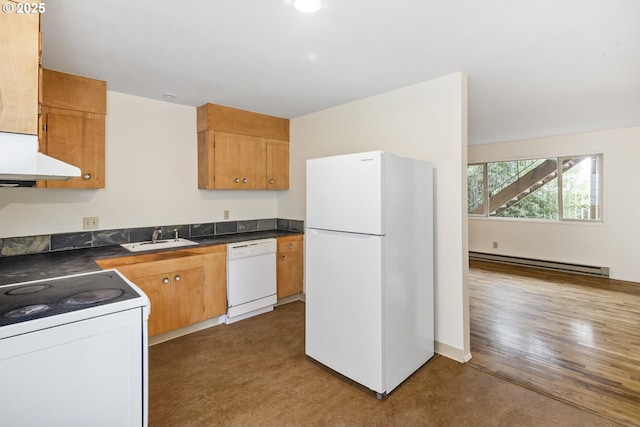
[
  {"x1": 276, "y1": 293, "x2": 305, "y2": 306},
  {"x1": 469, "y1": 251, "x2": 609, "y2": 277},
  {"x1": 149, "y1": 316, "x2": 225, "y2": 346},
  {"x1": 435, "y1": 341, "x2": 472, "y2": 363}
]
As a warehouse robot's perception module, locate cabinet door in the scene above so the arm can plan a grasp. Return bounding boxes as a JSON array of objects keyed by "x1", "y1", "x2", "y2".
[
  {"x1": 277, "y1": 237, "x2": 303, "y2": 298},
  {"x1": 214, "y1": 132, "x2": 266, "y2": 189},
  {"x1": 202, "y1": 251, "x2": 227, "y2": 318},
  {"x1": 133, "y1": 273, "x2": 172, "y2": 337},
  {"x1": 266, "y1": 139, "x2": 289, "y2": 190},
  {"x1": 40, "y1": 106, "x2": 105, "y2": 188},
  {"x1": 0, "y1": 8, "x2": 39, "y2": 134},
  {"x1": 170, "y1": 267, "x2": 206, "y2": 330}
]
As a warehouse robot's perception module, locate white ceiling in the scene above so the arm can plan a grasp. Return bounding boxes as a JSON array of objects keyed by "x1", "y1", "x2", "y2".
[{"x1": 40, "y1": 0, "x2": 640, "y2": 145}]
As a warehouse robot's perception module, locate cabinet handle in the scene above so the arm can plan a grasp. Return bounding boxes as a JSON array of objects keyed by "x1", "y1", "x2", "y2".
[
  {"x1": 268, "y1": 179, "x2": 274, "y2": 184},
  {"x1": 162, "y1": 277, "x2": 169, "y2": 284},
  {"x1": 234, "y1": 177, "x2": 240, "y2": 183},
  {"x1": 281, "y1": 255, "x2": 286, "y2": 261},
  {"x1": 83, "y1": 173, "x2": 92, "y2": 180},
  {"x1": 174, "y1": 275, "x2": 181, "y2": 281},
  {"x1": 242, "y1": 178, "x2": 248, "y2": 183},
  {"x1": 288, "y1": 243, "x2": 294, "y2": 249}
]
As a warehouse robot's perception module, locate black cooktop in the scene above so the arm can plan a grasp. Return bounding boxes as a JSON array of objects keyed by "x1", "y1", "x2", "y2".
[{"x1": 0, "y1": 271, "x2": 141, "y2": 327}]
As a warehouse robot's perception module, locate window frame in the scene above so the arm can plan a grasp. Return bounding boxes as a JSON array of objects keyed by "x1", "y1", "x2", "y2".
[{"x1": 468, "y1": 154, "x2": 604, "y2": 223}]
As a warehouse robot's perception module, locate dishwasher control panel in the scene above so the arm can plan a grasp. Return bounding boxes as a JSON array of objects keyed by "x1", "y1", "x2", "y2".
[{"x1": 227, "y1": 238, "x2": 277, "y2": 260}]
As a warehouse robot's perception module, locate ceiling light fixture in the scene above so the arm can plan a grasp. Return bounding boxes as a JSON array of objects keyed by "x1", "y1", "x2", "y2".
[
  {"x1": 162, "y1": 93, "x2": 176, "y2": 100},
  {"x1": 293, "y1": 0, "x2": 323, "y2": 13}
]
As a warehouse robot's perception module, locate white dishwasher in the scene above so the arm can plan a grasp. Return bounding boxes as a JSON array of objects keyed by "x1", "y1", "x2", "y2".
[{"x1": 226, "y1": 238, "x2": 277, "y2": 324}]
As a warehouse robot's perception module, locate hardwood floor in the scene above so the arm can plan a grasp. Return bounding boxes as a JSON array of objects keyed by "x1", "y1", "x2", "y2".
[{"x1": 468, "y1": 260, "x2": 640, "y2": 426}]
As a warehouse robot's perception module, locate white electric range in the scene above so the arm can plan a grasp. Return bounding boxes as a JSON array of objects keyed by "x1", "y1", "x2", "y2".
[{"x1": 0, "y1": 269, "x2": 150, "y2": 427}]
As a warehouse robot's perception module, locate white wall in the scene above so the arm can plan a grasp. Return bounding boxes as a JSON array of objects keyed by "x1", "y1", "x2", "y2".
[
  {"x1": 278, "y1": 72, "x2": 471, "y2": 362},
  {"x1": 0, "y1": 76, "x2": 471, "y2": 362},
  {"x1": 468, "y1": 126, "x2": 640, "y2": 283},
  {"x1": 0, "y1": 91, "x2": 279, "y2": 238}
]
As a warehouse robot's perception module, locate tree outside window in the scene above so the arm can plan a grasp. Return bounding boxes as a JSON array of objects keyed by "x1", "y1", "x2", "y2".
[{"x1": 467, "y1": 155, "x2": 602, "y2": 222}]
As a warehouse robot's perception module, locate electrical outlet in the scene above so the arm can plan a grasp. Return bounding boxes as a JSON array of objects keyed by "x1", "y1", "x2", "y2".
[
  {"x1": 492, "y1": 241, "x2": 498, "y2": 249},
  {"x1": 224, "y1": 210, "x2": 230, "y2": 220},
  {"x1": 83, "y1": 217, "x2": 99, "y2": 230}
]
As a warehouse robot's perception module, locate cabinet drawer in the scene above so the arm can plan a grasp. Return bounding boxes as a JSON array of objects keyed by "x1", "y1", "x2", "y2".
[{"x1": 278, "y1": 240, "x2": 301, "y2": 254}]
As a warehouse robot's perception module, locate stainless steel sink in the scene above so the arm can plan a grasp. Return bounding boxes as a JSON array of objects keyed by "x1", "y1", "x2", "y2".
[{"x1": 121, "y1": 238, "x2": 198, "y2": 252}]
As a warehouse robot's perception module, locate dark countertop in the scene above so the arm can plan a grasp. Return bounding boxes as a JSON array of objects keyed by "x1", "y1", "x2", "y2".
[{"x1": 0, "y1": 230, "x2": 302, "y2": 285}]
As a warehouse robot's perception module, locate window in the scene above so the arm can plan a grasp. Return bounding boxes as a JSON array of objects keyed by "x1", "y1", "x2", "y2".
[
  {"x1": 561, "y1": 156, "x2": 601, "y2": 220},
  {"x1": 467, "y1": 164, "x2": 485, "y2": 215},
  {"x1": 468, "y1": 154, "x2": 602, "y2": 221}
]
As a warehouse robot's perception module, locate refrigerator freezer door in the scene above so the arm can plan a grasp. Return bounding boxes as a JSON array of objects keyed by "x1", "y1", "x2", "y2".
[
  {"x1": 306, "y1": 151, "x2": 384, "y2": 235},
  {"x1": 305, "y1": 228, "x2": 385, "y2": 393}
]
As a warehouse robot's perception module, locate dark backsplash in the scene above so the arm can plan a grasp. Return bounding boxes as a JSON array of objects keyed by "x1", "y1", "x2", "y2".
[{"x1": 0, "y1": 218, "x2": 304, "y2": 257}]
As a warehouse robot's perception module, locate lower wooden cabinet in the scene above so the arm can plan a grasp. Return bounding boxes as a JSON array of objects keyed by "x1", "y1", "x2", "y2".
[
  {"x1": 129, "y1": 272, "x2": 171, "y2": 336},
  {"x1": 97, "y1": 245, "x2": 226, "y2": 337},
  {"x1": 97, "y1": 236, "x2": 303, "y2": 336},
  {"x1": 277, "y1": 235, "x2": 303, "y2": 298},
  {"x1": 200, "y1": 250, "x2": 227, "y2": 319},
  {"x1": 130, "y1": 266, "x2": 205, "y2": 336}
]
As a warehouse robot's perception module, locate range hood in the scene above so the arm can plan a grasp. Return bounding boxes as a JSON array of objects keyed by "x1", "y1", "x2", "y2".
[{"x1": 0, "y1": 132, "x2": 81, "y2": 182}]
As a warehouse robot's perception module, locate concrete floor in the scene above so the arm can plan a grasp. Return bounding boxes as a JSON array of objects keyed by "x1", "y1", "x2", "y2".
[{"x1": 148, "y1": 301, "x2": 618, "y2": 426}]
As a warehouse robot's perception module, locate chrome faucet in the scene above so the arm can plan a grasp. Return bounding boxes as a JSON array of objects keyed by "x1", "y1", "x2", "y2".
[{"x1": 152, "y1": 227, "x2": 162, "y2": 243}]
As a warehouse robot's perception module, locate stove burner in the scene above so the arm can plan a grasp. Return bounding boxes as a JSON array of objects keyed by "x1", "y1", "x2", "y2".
[
  {"x1": 59, "y1": 288, "x2": 125, "y2": 306},
  {"x1": 0, "y1": 272, "x2": 143, "y2": 327},
  {"x1": 4, "y1": 304, "x2": 52, "y2": 318},
  {"x1": 5, "y1": 284, "x2": 52, "y2": 296}
]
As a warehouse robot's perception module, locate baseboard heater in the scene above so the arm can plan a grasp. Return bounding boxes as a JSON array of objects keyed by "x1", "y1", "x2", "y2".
[{"x1": 469, "y1": 252, "x2": 610, "y2": 277}]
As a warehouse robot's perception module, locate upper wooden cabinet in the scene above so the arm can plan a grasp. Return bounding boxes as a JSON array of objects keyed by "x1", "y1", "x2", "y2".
[
  {"x1": 0, "y1": 7, "x2": 40, "y2": 135},
  {"x1": 197, "y1": 103, "x2": 290, "y2": 190},
  {"x1": 197, "y1": 103, "x2": 289, "y2": 139},
  {"x1": 199, "y1": 131, "x2": 267, "y2": 189},
  {"x1": 41, "y1": 69, "x2": 107, "y2": 114},
  {"x1": 266, "y1": 139, "x2": 289, "y2": 190},
  {"x1": 39, "y1": 69, "x2": 106, "y2": 188}
]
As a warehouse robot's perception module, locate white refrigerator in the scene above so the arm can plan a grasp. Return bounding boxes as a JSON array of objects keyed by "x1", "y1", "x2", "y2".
[{"x1": 305, "y1": 150, "x2": 434, "y2": 398}]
